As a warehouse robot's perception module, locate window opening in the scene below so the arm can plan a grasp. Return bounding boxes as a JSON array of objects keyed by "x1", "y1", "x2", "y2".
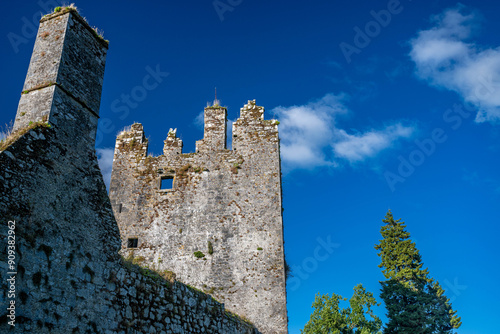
[
  {"x1": 127, "y1": 238, "x2": 138, "y2": 248},
  {"x1": 160, "y1": 176, "x2": 173, "y2": 190}
]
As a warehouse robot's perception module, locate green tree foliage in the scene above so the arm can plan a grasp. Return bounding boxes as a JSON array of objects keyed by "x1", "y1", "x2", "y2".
[
  {"x1": 375, "y1": 210, "x2": 461, "y2": 333},
  {"x1": 301, "y1": 284, "x2": 382, "y2": 334}
]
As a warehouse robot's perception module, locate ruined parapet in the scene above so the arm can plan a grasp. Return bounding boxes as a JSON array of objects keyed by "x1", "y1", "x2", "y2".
[
  {"x1": 195, "y1": 104, "x2": 228, "y2": 152},
  {"x1": 13, "y1": 7, "x2": 108, "y2": 145},
  {"x1": 114, "y1": 123, "x2": 149, "y2": 158},
  {"x1": 110, "y1": 100, "x2": 287, "y2": 333},
  {"x1": 239, "y1": 99, "x2": 264, "y2": 120},
  {"x1": 233, "y1": 100, "x2": 280, "y2": 151},
  {"x1": 163, "y1": 128, "x2": 183, "y2": 156}
]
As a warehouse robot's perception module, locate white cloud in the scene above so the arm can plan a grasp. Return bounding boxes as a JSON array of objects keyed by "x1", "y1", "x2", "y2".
[
  {"x1": 410, "y1": 6, "x2": 500, "y2": 123},
  {"x1": 96, "y1": 148, "x2": 115, "y2": 192},
  {"x1": 273, "y1": 94, "x2": 414, "y2": 169},
  {"x1": 194, "y1": 111, "x2": 204, "y2": 130},
  {"x1": 333, "y1": 124, "x2": 414, "y2": 162},
  {"x1": 273, "y1": 94, "x2": 345, "y2": 168}
]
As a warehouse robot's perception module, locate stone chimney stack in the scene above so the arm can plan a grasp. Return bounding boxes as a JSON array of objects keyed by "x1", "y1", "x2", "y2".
[{"x1": 13, "y1": 7, "x2": 108, "y2": 146}]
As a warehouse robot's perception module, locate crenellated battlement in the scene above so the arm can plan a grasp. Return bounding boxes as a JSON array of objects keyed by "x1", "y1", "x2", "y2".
[
  {"x1": 115, "y1": 123, "x2": 148, "y2": 156},
  {"x1": 109, "y1": 99, "x2": 287, "y2": 334},
  {"x1": 195, "y1": 104, "x2": 228, "y2": 152},
  {"x1": 163, "y1": 128, "x2": 183, "y2": 156},
  {"x1": 113, "y1": 100, "x2": 280, "y2": 160},
  {"x1": 239, "y1": 99, "x2": 264, "y2": 120}
]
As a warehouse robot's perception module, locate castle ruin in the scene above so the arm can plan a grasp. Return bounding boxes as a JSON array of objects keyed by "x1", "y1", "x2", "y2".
[
  {"x1": 0, "y1": 5, "x2": 287, "y2": 334},
  {"x1": 110, "y1": 98, "x2": 287, "y2": 333}
]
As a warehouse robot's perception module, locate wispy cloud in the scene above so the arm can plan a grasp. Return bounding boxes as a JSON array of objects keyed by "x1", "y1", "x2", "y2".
[
  {"x1": 272, "y1": 94, "x2": 415, "y2": 169},
  {"x1": 273, "y1": 94, "x2": 345, "y2": 168},
  {"x1": 333, "y1": 124, "x2": 414, "y2": 162},
  {"x1": 194, "y1": 111, "x2": 204, "y2": 130},
  {"x1": 462, "y1": 168, "x2": 500, "y2": 194},
  {"x1": 410, "y1": 6, "x2": 500, "y2": 123},
  {"x1": 96, "y1": 148, "x2": 115, "y2": 192}
]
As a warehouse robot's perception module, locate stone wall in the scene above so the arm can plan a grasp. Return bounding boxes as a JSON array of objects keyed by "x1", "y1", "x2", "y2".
[
  {"x1": 109, "y1": 100, "x2": 287, "y2": 334},
  {"x1": 0, "y1": 125, "x2": 257, "y2": 334}
]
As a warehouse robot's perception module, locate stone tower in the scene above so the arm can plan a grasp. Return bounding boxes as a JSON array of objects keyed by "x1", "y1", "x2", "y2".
[
  {"x1": 109, "y1": 100, "x2": 288, "y2": 333},
  {"x1": 12, "y1": 7, "x2": 108, "y2": 144}
]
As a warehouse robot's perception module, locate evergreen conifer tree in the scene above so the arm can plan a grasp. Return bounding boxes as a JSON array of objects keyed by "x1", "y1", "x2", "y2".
[{"x1": 375, "y1": 210, "x2": 461, "y2": 333}]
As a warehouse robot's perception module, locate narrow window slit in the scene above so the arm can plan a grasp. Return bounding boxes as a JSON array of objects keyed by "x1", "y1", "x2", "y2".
[{"x1": 127, "y1": 238, "x2": 138, "y2": 248}]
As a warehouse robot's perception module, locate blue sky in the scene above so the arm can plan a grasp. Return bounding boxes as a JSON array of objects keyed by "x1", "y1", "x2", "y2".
[{"x1": 1, "y1": 1, "x2": 499, "y2": 333}]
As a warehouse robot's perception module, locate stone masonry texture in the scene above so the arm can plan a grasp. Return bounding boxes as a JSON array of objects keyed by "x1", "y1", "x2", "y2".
[
  {"x1": 109, "y1": 100, "x2": 288, "y2": 333},
  {"x1": 0, "y1": 8, "x2": 262, "y2": 334},
  {"x1": 13, "y1": 9, "x2": 107, "y2": 132},
  {"x1": 0, "y1": 125, "x2": 259, "y2": 334}
]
